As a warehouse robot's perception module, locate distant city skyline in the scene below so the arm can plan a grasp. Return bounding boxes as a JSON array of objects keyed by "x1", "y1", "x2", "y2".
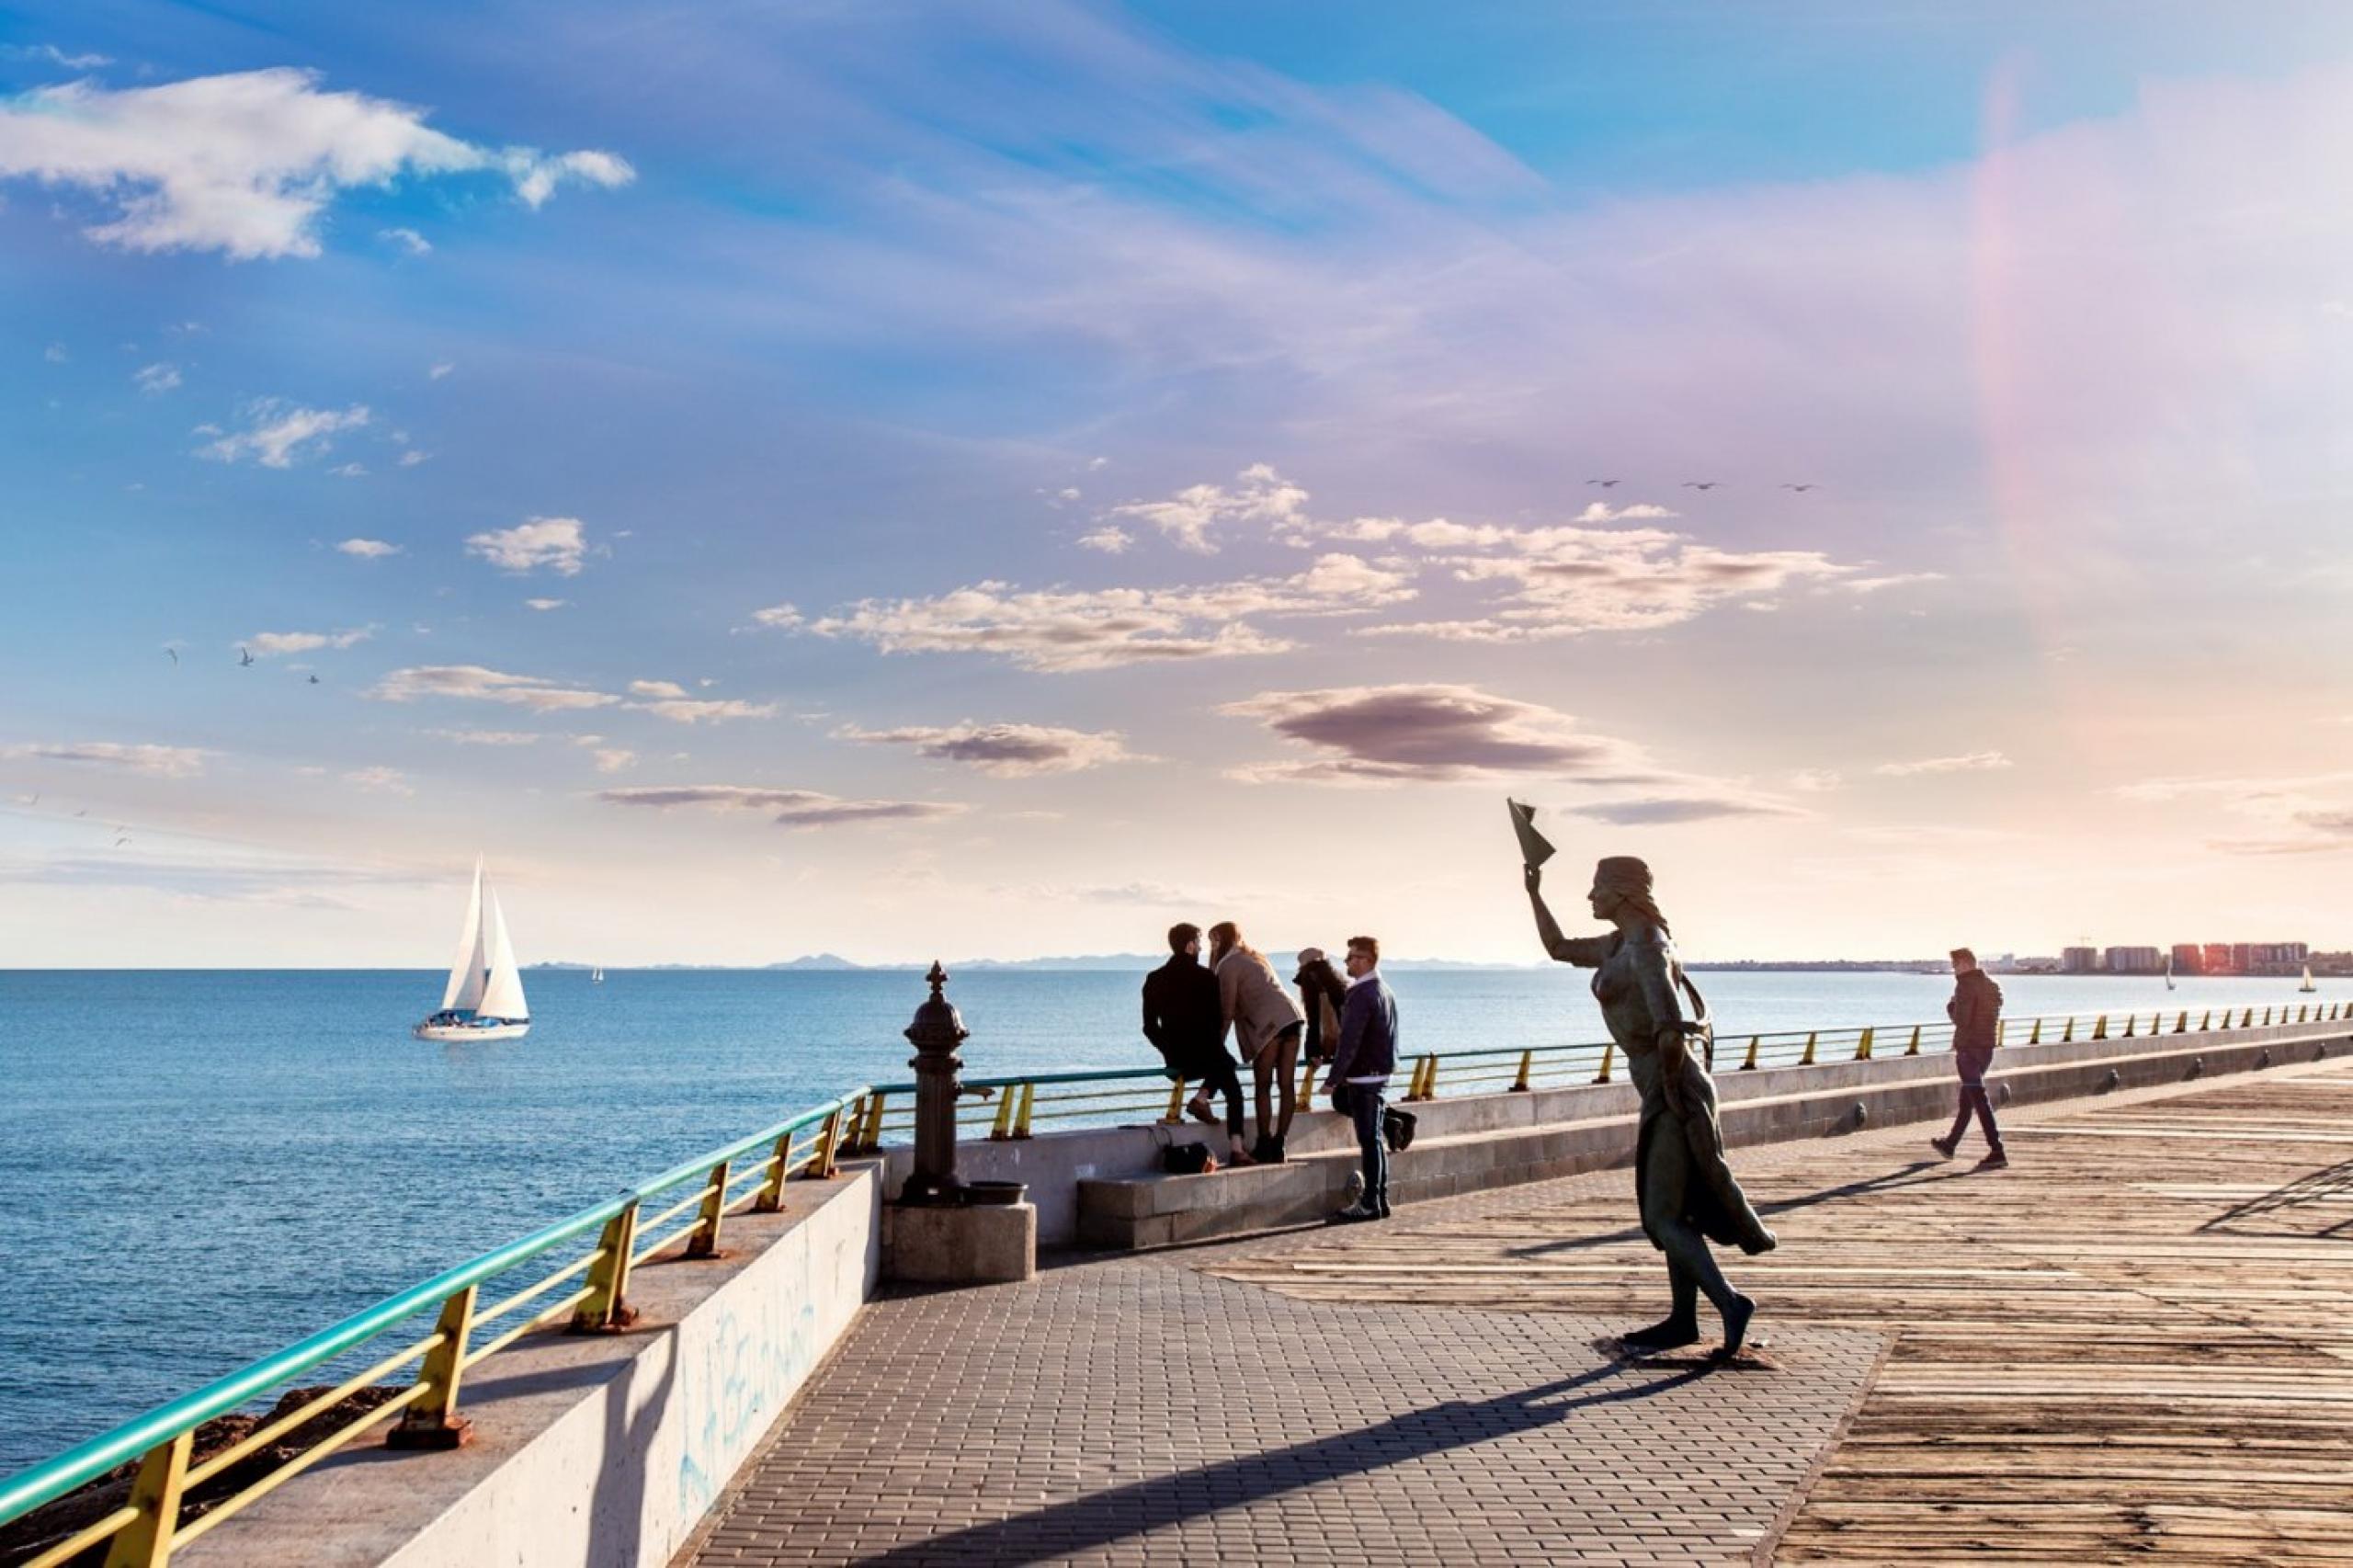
[{"x1": 6, "y1": 4, "x2": 2353, "y2": 966}]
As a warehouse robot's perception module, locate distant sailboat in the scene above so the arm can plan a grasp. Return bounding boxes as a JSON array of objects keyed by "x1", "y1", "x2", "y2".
[
  {"x1": 2301, "y1": 962, "x2": 2318, "y2": 994},
  {"x1": 414, "y1": 857, "x2": 530, "y2": 1041},
  {"x1": 591, "y1": 964, "x2": 605, "y2": 984},
  {"x1": 2164, "y1": 953, "x2": 2176, "y2": 991}
]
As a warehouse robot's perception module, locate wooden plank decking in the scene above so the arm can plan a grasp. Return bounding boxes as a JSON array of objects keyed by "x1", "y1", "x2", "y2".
[{"x1": 1206, "y1": 1061, "x2": 2353, "y2": 1565}]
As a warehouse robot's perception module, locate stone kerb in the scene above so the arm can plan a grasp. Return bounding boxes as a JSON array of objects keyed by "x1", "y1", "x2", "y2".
[{"x1": 173, "y1": 1163, "x2": 885, "y2": 1568}]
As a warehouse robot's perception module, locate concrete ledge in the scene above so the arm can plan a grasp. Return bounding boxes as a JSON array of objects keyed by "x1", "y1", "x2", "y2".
[
  {"x1": 174, "y1": 1164, "x2": 884, "y2": 1568},
  {"x1": 886, "y1": 1201, "x2": 1037, "y2": 1284},
  {"x1": 1074, "y1": 1023, "x2": 2350, "y2": 1249}
]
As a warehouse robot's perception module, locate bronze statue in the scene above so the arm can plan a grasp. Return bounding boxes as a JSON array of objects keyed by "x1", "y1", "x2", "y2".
[{"x1": 1526, "y1": 852, "x2": 1774, "y2": 1354}]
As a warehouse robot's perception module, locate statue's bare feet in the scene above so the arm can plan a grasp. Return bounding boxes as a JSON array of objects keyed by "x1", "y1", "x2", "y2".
[
  {"x1": 1620, "y1": 1314, "x2": 1699, "y2": 1350},
  {"x1": 1716, "y1": 1292, "x2": 1756, "y2": 1358}
]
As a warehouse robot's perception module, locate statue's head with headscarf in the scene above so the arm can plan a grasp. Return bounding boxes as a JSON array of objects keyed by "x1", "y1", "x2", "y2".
[{"x1": 1587, "y1": 855, "x2": 1669, "y2": 933}]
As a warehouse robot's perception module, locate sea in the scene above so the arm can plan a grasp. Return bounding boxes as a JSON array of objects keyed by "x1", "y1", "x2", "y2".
[{"x1": 0, "y1": 965, "x2": 2337, "y2": 1478}]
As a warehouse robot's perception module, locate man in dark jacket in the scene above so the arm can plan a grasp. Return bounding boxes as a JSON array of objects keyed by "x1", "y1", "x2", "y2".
[
  {"x1": 1324, "y1": 935, "x2": 1399, "y2": 1221},
  {"x1": 1933, "y1": 947, "x2": 2007, "y2": 1169},
  {"x1": 1142, "y1": 923, "x2": 1250, "y2": 1166}
]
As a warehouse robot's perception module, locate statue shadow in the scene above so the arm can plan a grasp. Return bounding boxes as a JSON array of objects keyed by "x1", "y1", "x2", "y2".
[
  {"x1": 1505, "y1": 1159, "x2": 1954, "y2": 1258},
  {"x1": 844, "y1": 1358, "x2": 1718, "y2": 1566},
  {"x1": 2196, "y1": 1156, "x2": 2353, "y2": 1239}
]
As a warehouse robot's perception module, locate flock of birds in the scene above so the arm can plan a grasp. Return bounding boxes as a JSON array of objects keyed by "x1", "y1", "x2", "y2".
[
  {"x1": 1584, "y1": 478, "x2": 1820, "y2": 492},
  {"x1": 166, "y1": 644, "x2": 319, "y2": 683}
]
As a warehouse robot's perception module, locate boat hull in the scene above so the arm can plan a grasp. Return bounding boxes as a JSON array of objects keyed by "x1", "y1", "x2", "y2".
[{"x1": 413, "y1": 1020, "x2": 530, "y2": 1042}]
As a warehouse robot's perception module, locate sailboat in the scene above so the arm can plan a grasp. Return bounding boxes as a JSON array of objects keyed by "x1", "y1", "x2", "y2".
[
  {"x1": 2164, "y1": 953, "x2": 2176, "y2": 991},
  {"x1": 414, "y1": 856, "x2": 530, "y2": 1041},
  {"x1": 591, "y1": 964, "x2": 604, "y2": 984},
  {"x1": 2301, "y1": 962, "x2": 2318, "y2": 994}
]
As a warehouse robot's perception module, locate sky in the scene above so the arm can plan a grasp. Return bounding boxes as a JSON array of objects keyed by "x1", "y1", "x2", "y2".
[{"x1": 4, "y1": 1, "x2": 2353, "y2": 967}]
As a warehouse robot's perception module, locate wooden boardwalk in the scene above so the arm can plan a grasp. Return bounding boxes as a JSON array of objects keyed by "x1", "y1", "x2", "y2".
[{"x1": 1206, "y1": 1060, "x2": 2353, "y2": 1565}]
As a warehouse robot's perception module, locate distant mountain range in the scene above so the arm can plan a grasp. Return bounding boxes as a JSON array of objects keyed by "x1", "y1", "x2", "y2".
[{"x1": 532, "y1": 952, "x2": 1545, "y2": 972}]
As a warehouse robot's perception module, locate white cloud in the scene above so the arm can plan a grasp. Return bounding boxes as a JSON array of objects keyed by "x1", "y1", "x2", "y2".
[
  {"x1": 43, "y1": 343, "x2": 68, "y2": 363},
  {"x1": 132, "y1": 361, "x2": 179, "y2": 394},
  {"x1": 336, "y1": 537, "x2": 400, "y2": 559},
  {"x1": 631, "y1": 696, "x2": 778, "y2": 725},
  {"x1": 1874, "y1": 751, "x2": 2015, "y2": 778},
  {"x1": 5, "y1": 44, "x2": 113, "y2": 69},
  {"x1": 199, "y1": 400, "x2": 369, "y2": 468},
  {"x1": 1076, "y1": 526, "x2": 1132, "y2": 554},
  {"x1": 591, "y1": 748, "x2": 636, "y2": 774},
  {"x1": 369, "y1": 664, "x2": 619, "y2": 712},
  {"x1": 524, "y1": 597, "x2": 568, "y2": 611},
  {"x1": 838, "y1": 722, "x2": 1138, "y2": 777},
  {"x1": 0, "y1": 69, "x2": 632, "y2": 259},
  {"x1": 2, "y1": 740, "x2": 208, "y2": 778},
  {"x1": 428, "y1": 362, "x2": 455, "y2": 381},
  {"x1": 397, "y1": 449, "x2": 428, "y2": 467},
  {"x1": 426, "y1": 729, "x2": 540, "y2": 745},
  {"x1": 328, "y1": 462, "x2": 367, "y2": 477},
  {"x1": 247, "y1": 627, "x2": 371, "y2": 656},
  {"x1": 342, "y1": 766, "x2": 413, "y2": 795},
  {"x1": 465, "y1": 517, "x2": 587, "y2": 576},
  {"x1": 1789, "y1": 769, "x2": 1846, "y2": 793},
  {"x1": 806, "y1": 553, "x2": 1414, "y2": 672},
  {"x1": 748, "y1": 603, "x2": 802, "y2": 630},
  {"x1": 596, "y1": 784, "x2": 967, "y2": 829},
  {"x1": 629, "y1": 679, "x2": 689, "y2": 699},
  {"x1": 377, "y1": 226, "x2": 430, "y2": 256},
  {"x1": 1107, "y1": 462, "x2": 1309, "y2": 553}
]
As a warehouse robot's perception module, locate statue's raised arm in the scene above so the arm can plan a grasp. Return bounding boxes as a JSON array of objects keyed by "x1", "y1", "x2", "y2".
[{"x1": 1524, "y1": 861, "x2": 1615, "y2": 967}]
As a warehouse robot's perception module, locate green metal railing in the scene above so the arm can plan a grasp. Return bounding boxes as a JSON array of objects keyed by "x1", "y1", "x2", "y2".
[
  {"x1": 0, "y1": 1092, "x2": 860, "y2": 1568},
  {"x1": 6, "y1": 994, "x2": 2347, "y2": 1564}
]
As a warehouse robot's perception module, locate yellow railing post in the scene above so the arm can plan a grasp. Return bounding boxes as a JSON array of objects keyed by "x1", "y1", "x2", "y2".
[
  {"x1": 1012, "y1": 1081, "x2": 1036, "y2": 1139},
  {"x1": 2242, "y1": 1006, "x2": 2254, "y2": 1028},
  {"x1": 573, "y1": 1203, "x2": 640, "y2": 1332},
  {"x1": 1298, "y1": 1053, "x2": 1318, "y2": 1104},
  {"x1": 816, "y1": 1107, "x2": 846, "y2": 1176},
  {"x1": 687, "y1": 1160, "x2": 731, "y2": 1259},
  {"x1": 989, "y1": 1087, "x2": 1016, "y2": 1141},
  {"x1": 1904, "y1": 1024, "x2": 1922, "y2": 1053},
  {"x1": 2122, "y1": 1011, "x2": 2135, "y2": 1039},
  {"x1": 2092, "y1": 1014, "x2": 2108, "y2": 1040},
  {"x1": 1510, "y1": 1049, "x2": 1533, "y2": 1092},
  {"x1": 2175, "y1": 1009, "x2": 2188, "y2": 1033},
  {"x1": 103, "y1": 1429, "x2": 192, "y2": 1568},
  {"x1": 2062, "y1": 1016, "x2": 2075, "y2": 1042},
  {"x1": 2027, "y1": 1017, "x2": 2041, "y2": 1045},
  {"x1": 1740, "y1": 1035, "x2": 1759, "y2": 1070},
  {"x1": 859, "y1": 1090, "x2": 887, "y2": 1149},
  {"x1": 2200, "y1": 1008, "x2": 2211, "y2": 1031},
  {"x1": 755, "y1": 1130, "x2": 793, "y2": 1212},
  {"x1": 1798, "y1": 1030, "x2": 1817, "y2": 1067},
  {"x1": 1418, "y1": 1055, "x2": 1439, "y2": 1099},
  {"x1": 1593, "y1": 1042, "x2": 1615, "y2": 1084},
  {"x1": 2263, "y1": 1006, "x2": 2273, "y2": 1026},
  {"x1": 1995, "y1": 1019, "x2": 2006, "y2": 1047},
  {"x1": 1164, "y1": 1079, "x2": 1188, "y2": 1124},
  {"x1": 1854, "y1": 1027, "x2": 1874, "y2": 1062},
  {"x1": 389, "y1": 1284, "x2": 478, "y2": 1449}
]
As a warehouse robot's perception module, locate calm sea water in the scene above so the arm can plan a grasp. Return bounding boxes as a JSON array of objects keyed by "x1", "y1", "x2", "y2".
[{"x1": 0, "y1": 965, "x2": 2336, "y2": 1476}]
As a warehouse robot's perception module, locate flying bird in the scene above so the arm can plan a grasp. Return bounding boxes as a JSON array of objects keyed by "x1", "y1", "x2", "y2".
[
  {"x1": 114, "y1": 835, "x2": 131, "y2": 847},
  {"x1": 238, "y1": 646, "x2": 255, "y2": 667},
  {"x1": 1681, "y1": 481, "x2": 1723, "y2": 491},
  {"x1": 1779, "y1": 483, "x2": 1820, "y2": 492},
  {"x1": 1585, "y1": 478, "x2": 1621, "y2": 488},
  {"x1": 165, "y1": 647, "x2": 178, "y2": 666},
  {"x1": 307, "y1": 674, "x2": 321, "y2": 685}
]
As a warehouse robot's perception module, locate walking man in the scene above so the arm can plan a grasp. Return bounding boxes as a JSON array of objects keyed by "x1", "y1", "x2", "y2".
[
  {"x1": 1933, "y1": 947, "x2": 2007, "y2": 1169},
  {"x1": 1142, "y1": 924, "x2": 1252, "y2": 1167},
  {"x1": 1325, "y1": 936, "x2": 1398, "y2": 1222}
]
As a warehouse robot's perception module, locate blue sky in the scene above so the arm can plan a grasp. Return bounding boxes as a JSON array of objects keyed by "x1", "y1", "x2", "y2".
[{"x1": 5, "y1": 2, "x2": 2353, "y2": 966}]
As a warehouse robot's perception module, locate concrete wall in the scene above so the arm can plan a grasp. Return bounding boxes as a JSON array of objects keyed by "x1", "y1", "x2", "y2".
[{"x1": 176, "y1": 1164, "x2": 883, "y2": 1568}]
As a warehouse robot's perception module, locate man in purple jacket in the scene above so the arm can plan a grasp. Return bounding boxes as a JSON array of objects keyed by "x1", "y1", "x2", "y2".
[
  {"x1": 1325, "y1": 935, "x2": 1399, "y2": 1222},
  {"x1": 1933, "y1": 947, "x2": 2007, "y2": 1170}
]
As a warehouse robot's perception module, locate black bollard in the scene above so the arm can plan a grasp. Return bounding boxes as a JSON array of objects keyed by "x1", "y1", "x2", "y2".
[{"x1": 899, "y1": 961, "x2": 969, "y2": 1206}]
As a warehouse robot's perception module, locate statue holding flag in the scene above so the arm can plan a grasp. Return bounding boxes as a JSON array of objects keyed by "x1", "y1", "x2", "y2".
[{"x1": 1511, "y1": 799, "x2": 1775, "y2": 1356}]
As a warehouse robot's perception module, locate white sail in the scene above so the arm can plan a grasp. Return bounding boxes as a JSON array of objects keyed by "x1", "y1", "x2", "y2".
[
  {"x1": 475, "y1": 875, "x2": 529, "y2": 1021},
  {"x1": 2302, "y1": 962, "x2": 2317, "y2": 994},
  {"x1": 438, "y1": 858, "x2": 488, "y2": 1012}
]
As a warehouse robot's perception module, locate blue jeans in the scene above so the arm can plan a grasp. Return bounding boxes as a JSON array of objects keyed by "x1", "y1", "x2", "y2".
[
  {"x1": 1947, "y1": 1046, "x2": 2003, "y2": 1153},
  {"x1": 1345, "y1": 1082, "x2": 1388, "y2": 1206}
]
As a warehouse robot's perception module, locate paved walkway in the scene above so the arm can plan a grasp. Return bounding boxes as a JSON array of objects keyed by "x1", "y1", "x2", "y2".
[{"x1": 688, "y1": 1057, "x2": 2353, "y2": 1567}]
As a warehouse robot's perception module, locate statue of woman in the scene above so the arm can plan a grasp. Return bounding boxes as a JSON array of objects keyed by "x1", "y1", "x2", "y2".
[{"x1": 1527, "y1": 856, "x2": 1774, "y2": 1354}]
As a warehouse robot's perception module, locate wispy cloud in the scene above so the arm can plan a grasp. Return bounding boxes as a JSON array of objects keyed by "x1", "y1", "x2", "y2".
[
  {"x1": 1567, "y1": 794, "x2": 1801, "y2": 825},
  {"x1": 1107, "y1": 462, "x2": 1308, "y2": 554},
  {"x1": 591, "y1": 748, "x2": 636, "y2": 774},
  {"x1": 4, "y1": 43, "x2": 114, "y2": 70},
  {"x1": 336, "y1": 537, "x2": 401, "y2": 559},
  {"x1": 377, "y1": 226, "x2": 431, "y2": 256},
  {"x1": 132, "y1": 361, "x2": 180, "y2": 394},
  {"x1": 524, "y1": 597, "x2": 568, "y2": 611},
  {"x1": 838, "y1": 722, "x2": 1138, "y2": 777},
  {"x1": 2, "y1": 740, "x2": 209, "y2": 778},
  {"x1": 426, "y1": 729, "x2": 540, "y2": 745},
  {"x1": 0, "y1": 68, "x2": 631, "y2": 259},
  {"x1": 596, "y1": 784, "x2": 967, "y2": 829},
  {"x1": 633, "y1": 696, "x2": 777, "y2": 724},
  {"x1": 466, "y1": 517, "x2": 588, "y2": 575},
  {"x1": 1076, "y1": 527, "x2": 1132, "y2": 554},
  {"x1": 248, "y1": 628, "x2": 371, "y2": 656},
  {"x1": 342, "y1": 765, "x2": 413, "y2": 795},
  {"x1": 199, "y1": 400, "x2": 369, "y2": 468},
  {"x1": 1874, "y1": 751, "x2": 2015, "y2": 778},
  {"x1": 370, "y1": 665, "x2": 619, "y2": 713}
]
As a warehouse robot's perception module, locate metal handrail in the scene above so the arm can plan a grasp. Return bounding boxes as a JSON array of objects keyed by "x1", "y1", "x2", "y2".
[{"x1": 0, "y1": 1088, "x2": 866, "y2": 1562}]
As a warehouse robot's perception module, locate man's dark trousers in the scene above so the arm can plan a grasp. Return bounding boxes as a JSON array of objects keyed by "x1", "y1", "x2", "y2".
[
  {"x1": 1946, "y1": 1045, "x2": 2002, "y2": 1153},
  {"x1": 1345, "y1": 1082, "x2": 1389, "y2": 1209}
]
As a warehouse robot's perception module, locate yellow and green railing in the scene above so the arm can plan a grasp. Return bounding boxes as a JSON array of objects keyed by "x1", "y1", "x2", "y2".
[
  {"x1": 6, "y1": 994, "x2": 2346, "y2": 1564},
  {"x1": 0, "y1": 1092, "x2": 861, "y2": 1568}
]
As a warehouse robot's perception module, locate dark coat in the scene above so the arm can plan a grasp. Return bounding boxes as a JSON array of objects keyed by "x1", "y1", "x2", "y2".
[
  {"x1": 1325, "y1": 974, "x2": 1399, "y2": 1086},
  {"x1": 1949, "y1": 969, "x2": 2004, "y2": 1053},
  {"x1": 1293, "y1": 957, "x2": 1348, "y2": 1062},
  {"x1": 1142, "y1": 956, "x2": 1228, "y2": 1075}
]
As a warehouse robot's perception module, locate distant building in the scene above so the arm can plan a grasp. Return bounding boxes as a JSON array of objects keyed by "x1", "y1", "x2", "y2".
[
  {"x1": 2105, "y1": 946, "x2": 2164, "y2": 974},
  {"x1": 2203, "y1": 943, "x2": 2233, "y2": 975},
  {"x1": 2170, "y1": 944, "x2": 2202, "y2": 976},
  {"x1": 2062, "y1": 947, "x2": 2099, "y2": 974}
]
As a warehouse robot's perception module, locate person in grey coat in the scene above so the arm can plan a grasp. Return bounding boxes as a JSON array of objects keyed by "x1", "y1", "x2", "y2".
[{"x1": 1209, "y1": 921, "x2": 1307, "y2": 1163}]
